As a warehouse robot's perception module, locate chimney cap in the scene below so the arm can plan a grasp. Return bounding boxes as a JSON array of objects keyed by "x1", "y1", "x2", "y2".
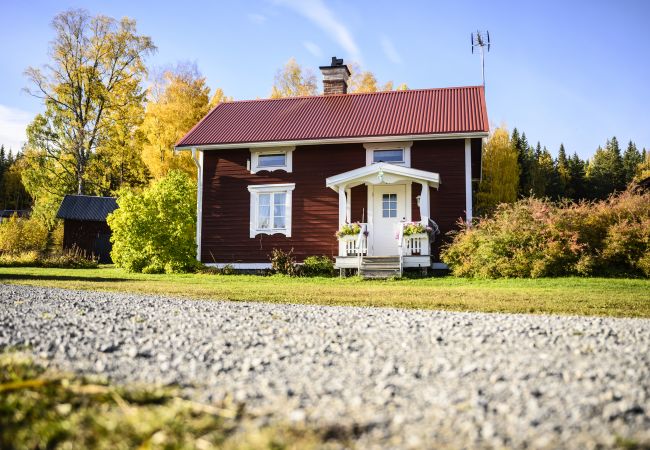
[{"x1": 319, "y1": 56, "x2": 351, "y2": 75}]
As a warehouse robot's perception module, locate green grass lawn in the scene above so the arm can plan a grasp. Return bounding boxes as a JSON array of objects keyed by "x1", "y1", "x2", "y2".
[{"x1": 1, "y1": 266, "x2": 649, "y2": 318}]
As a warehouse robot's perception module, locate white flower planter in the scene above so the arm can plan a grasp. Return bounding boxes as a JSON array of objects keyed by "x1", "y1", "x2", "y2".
[{"x1": 404, "y1": 232, "x2": 428, "y2": 239}]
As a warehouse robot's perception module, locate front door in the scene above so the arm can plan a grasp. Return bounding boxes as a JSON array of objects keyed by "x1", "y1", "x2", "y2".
[{"x1": 372, "y1": 184, "x2": 406, "y2": 255}]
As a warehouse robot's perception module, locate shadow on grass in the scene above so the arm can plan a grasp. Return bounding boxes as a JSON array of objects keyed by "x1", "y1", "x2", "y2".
[{"x1": 0, "y1": 274, "x2": 129, "y2": 283}]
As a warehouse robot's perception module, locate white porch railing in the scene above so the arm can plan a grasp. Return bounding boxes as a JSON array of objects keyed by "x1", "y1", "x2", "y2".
[
  {"x1": 397, "y1": 220, "x2": 439, "y2": 275},
  {"x1": 339, "y1": 223, "x2": 368, "y2": 257},
  {"x1": 403, "y1": 234, "x2": 428, "y2": 256}
]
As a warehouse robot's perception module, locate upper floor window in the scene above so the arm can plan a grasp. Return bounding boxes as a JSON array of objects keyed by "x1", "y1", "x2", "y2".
[
  {"x1": 373, "y1": 149, "x2": 404, "y2": 164},
  {"x1": 250, "y1": 146, "x2": 295, "y2": 173},
  {"x1": 364, "y1": 141, "x2": 412, "y2": 167}
]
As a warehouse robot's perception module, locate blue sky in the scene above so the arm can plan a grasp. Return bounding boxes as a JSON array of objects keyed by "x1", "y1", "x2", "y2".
[{"x1": 0, "y1": 0, "x2": 648, "y2": 158}]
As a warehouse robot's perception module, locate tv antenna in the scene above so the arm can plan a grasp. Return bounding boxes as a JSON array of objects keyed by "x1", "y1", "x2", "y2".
[{"x1": 471, "y1": 30, "x2": 491, "y2": 86}]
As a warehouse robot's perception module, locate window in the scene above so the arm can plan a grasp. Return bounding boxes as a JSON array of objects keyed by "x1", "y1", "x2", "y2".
[
  {"x1": 248, "y1": 183, "x2": 295, "y2": 237},
  {"x1": 382, "y1": 193, "x2": 397, "y2": 218},
  {"x1": 373, "y1": 149, "x2": 404, "y2": 164},
  {"x1": 258, "y1": 153, "x2": 286, "y2": 168},
  {"x1": 250, "y1": 147, "x2": 294, "y2": 173},
  {"x1": 364, "y1": 141, "x2": 412, "y2": 167}
]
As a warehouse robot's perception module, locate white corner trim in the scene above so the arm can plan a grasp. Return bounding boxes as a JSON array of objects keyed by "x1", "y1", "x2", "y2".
[
  {"x1": 248, "y1": 183, "x2": 296, "y2": 238},
  {"x1": 365, "y1": 142, "x2": 411, "y2": 167},
  {"x1": 250, "y1": 146, "x2": 295, "y2": 173},
  {"x1": 191, "y1": 148, "x2": 203, "y2": 262},
  {"x1": 205, "y1": 263, "x2": 272, "y2": 270},
  {"x1": 464, "y1": 138, "x2": 472, "y2": 223}
]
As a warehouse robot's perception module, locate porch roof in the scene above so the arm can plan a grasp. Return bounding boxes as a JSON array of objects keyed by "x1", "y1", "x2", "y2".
[{"x1": 325, "y1": 163, "x2": 440, "y2": 191}]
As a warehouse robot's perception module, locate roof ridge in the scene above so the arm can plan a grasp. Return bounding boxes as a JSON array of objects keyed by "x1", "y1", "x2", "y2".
[
  {"x1": 64, "y1": 194, "x2": 116, "y2": 200},
  {"x1": 217, "y1": 85, "x2": 485, "y2": 105}
]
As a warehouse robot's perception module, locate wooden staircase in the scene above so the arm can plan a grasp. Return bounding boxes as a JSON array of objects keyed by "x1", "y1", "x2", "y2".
[{"x1": 359, "y1": 256, "x2": 401, "y2": 279}]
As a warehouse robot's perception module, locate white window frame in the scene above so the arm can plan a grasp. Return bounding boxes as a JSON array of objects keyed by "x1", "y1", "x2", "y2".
[
  {"x1": 247, "y1": 183, "x2": 295, "y2": 237},
  {"x1": 250, "y1": 146, "x2": 295, "y2": 173},
  {"x1": 364, "y1": 141, "x2": 412, "y2": 167}
]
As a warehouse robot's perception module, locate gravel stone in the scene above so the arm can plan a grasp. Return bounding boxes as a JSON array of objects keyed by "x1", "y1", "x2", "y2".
[{"x1": 1, "y1": 284, "x2": 649, "y2": 449}]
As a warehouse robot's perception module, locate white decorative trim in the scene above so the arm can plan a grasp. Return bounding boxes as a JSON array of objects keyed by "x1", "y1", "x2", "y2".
[
  {"x1": 175, "y1": 132, "x2": 489, "y2": 151},
  {"x1": 405, "y1": 182, "x2": 412, "y2": 222},
  {"x1": 367, "y1": 184, "x2": 374, "y2": 255},
  {"x1": 326, "y1": 163, "x2": 440, "y2": 190},
  {"x1": 247, "y1": 183, "x2": 296, "y2": 238},
  {"x1": 191, "y1": 148, "x2": 203, "y2": 262},
  {"x1": 464, "y1": 138, "x2": 472, "y2": 223},
  {"x1": 250, "y1": 146, "x2": 295, "y2": 173},
  {"x1": 345, "y1": 187, "x2": 352, "y2": 223},
  {"x1": 364, "y1": 141, "x2": 412, "y2": 167},
  {"x1": 205, "y1": 263, "x2": 272, "y2": 270}
]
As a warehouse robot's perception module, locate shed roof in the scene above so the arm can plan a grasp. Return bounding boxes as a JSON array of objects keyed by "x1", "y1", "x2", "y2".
[
  {"x1": 176, "y1": 86, "x2": 489, "y2": 148},
  {"x1": 0, "y1": 210, "x2": 29, "y2": 218},
  {"x1": 56, "y1": 195, "x2": 117, "y2": 222}
]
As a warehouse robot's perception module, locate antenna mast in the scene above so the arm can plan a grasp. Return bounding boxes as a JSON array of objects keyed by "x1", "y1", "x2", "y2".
[{"x1": 471, "y1": 30, "x2": 491, "y2": 86}]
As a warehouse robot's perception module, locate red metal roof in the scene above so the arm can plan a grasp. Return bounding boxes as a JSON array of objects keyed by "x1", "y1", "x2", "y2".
[{"x1": 176, "y1": 86, "x2": 488, "y2": 147}]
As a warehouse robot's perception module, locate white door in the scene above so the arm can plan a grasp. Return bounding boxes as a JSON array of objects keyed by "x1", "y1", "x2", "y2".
[{"x1": 372, "y1": 184, "x2": 406, "y2": 255}]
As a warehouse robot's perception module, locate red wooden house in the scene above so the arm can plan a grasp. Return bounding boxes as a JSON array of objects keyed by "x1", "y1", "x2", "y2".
[{"x1": 176, "y1": 58, "x2": 489, "y2": 276}]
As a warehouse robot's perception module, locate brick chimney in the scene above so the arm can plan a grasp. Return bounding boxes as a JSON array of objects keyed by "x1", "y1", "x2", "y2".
[{"x1": 319, "y1": 56, "x2": 351, "y2": 95}]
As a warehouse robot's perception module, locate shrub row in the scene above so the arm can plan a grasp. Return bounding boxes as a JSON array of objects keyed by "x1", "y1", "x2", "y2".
[
  {"x1": 270, "y1": 249, "x2": 335, "y2": 277},
  {"x1": 0, "y1": 247, "x2": 98, "y2": 269},
  {"x1": 441, "y1": 188, "x2": 650, "y2": 278}
]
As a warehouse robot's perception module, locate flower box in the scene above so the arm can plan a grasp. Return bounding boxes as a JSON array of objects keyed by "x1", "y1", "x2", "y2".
[{"x1": 405, "y1": 233, "x2": 428, "y2": 239}]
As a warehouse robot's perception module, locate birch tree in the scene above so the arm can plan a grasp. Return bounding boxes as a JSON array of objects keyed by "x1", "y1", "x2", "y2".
[
  {"x1": 476, "y1": 127, "x2": 520, "y2": 215},
  {"x1": 24, "y1": 9, "x2": 155, "y2": 196}
]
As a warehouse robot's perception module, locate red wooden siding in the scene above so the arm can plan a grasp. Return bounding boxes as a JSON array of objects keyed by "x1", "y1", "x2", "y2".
[
  {"x1": 201, "y1": 139, "x2": 468, "y2": 263},
  {"x1": 201, "y1": 144, "x2": 365, "y2": 263},
  {"x1": 411, "y1": 139, "x2": 467, "y2": 258}
]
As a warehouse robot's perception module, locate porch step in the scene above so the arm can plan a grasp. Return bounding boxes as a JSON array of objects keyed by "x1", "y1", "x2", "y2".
[{"x1": 359, "y1": 256, "x2": 401, "y2": 279}]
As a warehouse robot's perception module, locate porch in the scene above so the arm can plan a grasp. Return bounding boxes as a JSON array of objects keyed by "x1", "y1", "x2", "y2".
[{"x1": 325, "y1": 163, "x2": 441, "y2": 277}]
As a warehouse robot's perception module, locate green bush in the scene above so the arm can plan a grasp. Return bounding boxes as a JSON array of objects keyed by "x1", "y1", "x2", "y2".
[
  {"x1": 0, "y1": 216, "x2": 48, "y2": 254},
  {"x1": 301, "y1": 255, "x2": 334, "y2": 277},
  {"x1": 441, "y1": 188, "x2": 650, "y2": 278},
  {"x1": 302, "y1": 255, "x2": 335, "y2": 277},
  {"x1": 107, "y1": 171, "x2": 198, "y2": 274},
  {"x1": 269, "y1": 248, "x2": 298, "y2": 276}
]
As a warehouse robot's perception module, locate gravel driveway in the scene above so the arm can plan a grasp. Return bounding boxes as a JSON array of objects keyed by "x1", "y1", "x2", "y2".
[{"x1": 1, "y1": 284, "x2": 649, "y2": 449}]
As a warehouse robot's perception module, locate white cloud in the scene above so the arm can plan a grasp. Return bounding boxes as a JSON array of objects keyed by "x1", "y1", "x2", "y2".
[
  {"x1": 380, "y1": 35, "x2": 402, "y2": 64},
  {"x1": 0, "y1": 105, "x2": 32, "y2": 153},
  {"x1": 272, "y1": 0, "x2": 361, "y2": 62},
  {"x1": 248, "y1": 13, "x2": 267, "y2": 24},
  {"x1": 303, "y1": 40, "x2": 322, "y2": 58}
]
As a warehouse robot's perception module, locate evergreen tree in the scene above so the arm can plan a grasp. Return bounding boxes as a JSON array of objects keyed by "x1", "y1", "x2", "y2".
[
  {"x1": 0, "y1": 145, "x2": 6, "y2": 187},
  {"x1": 585, "y1": 138, "x2": 625, "y2": 200},
  {"x1": 516, "y1": 132, "x2": 534, "y2": 196},
  {"x1": 637, "y1": 148, "x2": 650, "y2": 180},
  {"x1": 537, "y1": 146, "x2": 556, "y2": 198},
  {"x1": 566, "y1": 152, "x2": 586, "y2": 200},
  {"x1": 606, "y1": 136, "x2": 625, "y2": 191},
  {"x1": 622, "y1": 140, "x2": 643, "y2": 184},
  {"x1": 527, "y1": 142, "x2": 547, "y2": 196},
  {"x1": 554, "y1": 143, "x2": 570, "y2": 199}
]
